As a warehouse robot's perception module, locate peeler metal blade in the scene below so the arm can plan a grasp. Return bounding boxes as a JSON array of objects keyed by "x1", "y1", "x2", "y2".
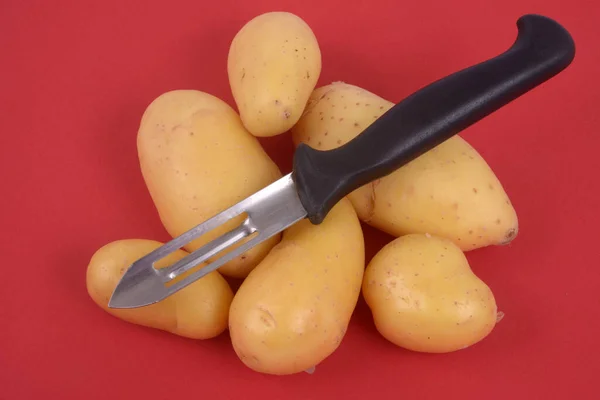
[{"x1": 108, "y1": 173, "x2": 307, "y2": 309}]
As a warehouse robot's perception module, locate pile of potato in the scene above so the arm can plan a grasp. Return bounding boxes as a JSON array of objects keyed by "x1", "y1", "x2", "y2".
[{"x1": 86, "y1": 11, "x2": 517, "y2": 375}]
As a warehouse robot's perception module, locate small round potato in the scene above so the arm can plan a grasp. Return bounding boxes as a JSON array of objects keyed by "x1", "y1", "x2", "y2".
[
  {"x1": 227, "y1": 11, "x2": 321, "y2": 137},
  {"x1": 362, "y1": 234, "x2": 498, "y2": 353},
  {"x1": 86, "y1": 239, "x2": 233, "y2": 339},
  {"x1": 229, "y1": 198, "x2": 365, "y2": 375},
  {"x1": 137, "y1": 90, "x2": 282, "y2": 278}
]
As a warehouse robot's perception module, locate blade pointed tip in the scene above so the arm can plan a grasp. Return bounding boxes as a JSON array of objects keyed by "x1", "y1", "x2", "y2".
[
  {"x1": 107, "y1": 268, "x2": 167, "y2": 309},
  {"x1": 107, "y1": 286, "x2": 138, "y2": 309},
  {"x1": 107, "y1": 289, "x2": 161, "y2": 309}
]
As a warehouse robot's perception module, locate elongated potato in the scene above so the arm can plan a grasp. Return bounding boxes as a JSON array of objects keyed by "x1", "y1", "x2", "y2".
[
  {"x1": 229, "y1": 198, "x2": 364, "y2": 375},
  {"x1": 86, "y1": 239, "x2": 233, "y2": 339},
  {"x1": 363, "y1": 234, "x2": 498, "y2": 353},
  {"x1": 291, "y1": 81, "x2": 518, "y2": 251},
  {"x1": 227, "y1": 11, "x2": 321, "y2": 137},
  {"x1": 138, "y1": 90, "x2": 282, "y2": 278}
]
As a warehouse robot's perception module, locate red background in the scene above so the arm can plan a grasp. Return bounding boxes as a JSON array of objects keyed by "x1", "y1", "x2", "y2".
[{"x1": 1, "y1": 0, "x2": 599, "y2": 399}]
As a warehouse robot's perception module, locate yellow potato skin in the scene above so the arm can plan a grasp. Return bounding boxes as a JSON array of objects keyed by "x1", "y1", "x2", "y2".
[
  {"x1": 291, "y1": 82, "x2": 518, "y2": 251},
  {"x1": 362, "y1": 234, "x2": 498, "y2": 353},
  {"x1": 86, "y1": 239, "x2": 233, "y2": 339},
  {"x1": 227, "y1": 11, "x2": 321, "y2": 137},
  {"x1": 137, "y1": 90, "x2": 282, "y2": 278},
  {"x1": 229, "y1": 198, "x2": 365, "y2": 375}
]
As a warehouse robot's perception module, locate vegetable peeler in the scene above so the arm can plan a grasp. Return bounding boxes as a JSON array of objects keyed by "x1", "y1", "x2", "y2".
[{"x1": 109, "y1": 14, "x2": 575, "y2": 309}]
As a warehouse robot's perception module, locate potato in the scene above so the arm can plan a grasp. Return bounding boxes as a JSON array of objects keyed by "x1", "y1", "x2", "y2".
[
  {"x1": 229, "y1": 198, "x2": 364, "y2": 375},
  {"x1": 227, "y1": 11, "x2": 321, "y2": 137},
  {"x1": 291, "y1": 82, "x2": 518, "y2": 251},
  {"x1": 137, "y1": 90, "x2": 282, "y2": 278},
  {"x1": 362, "y1": 234, "x2": 498, "y2": 353},
  {"x1": 86, "y1": 239, "x2": 233, "y2": 339}
]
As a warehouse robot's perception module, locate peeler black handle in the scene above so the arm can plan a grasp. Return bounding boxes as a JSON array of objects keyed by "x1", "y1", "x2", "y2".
[{"x1": 292, "y1": 14, "x2": 575, "y2": 224}]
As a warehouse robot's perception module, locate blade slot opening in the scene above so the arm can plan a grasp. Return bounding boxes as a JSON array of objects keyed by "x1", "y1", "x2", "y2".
[
  {"x1": 163, "y1": 231, "x2": 268, "y2": 295},
  {"x1": 137, "y1": 200, "x2": 255, "y2": 273},
  {"x1": 161, "y1": 216, "x2": 258, "y2": 282}
]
